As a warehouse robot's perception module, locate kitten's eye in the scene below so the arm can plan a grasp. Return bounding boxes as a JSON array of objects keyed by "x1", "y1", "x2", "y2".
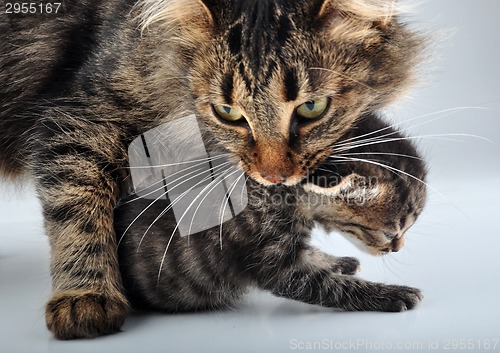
[
  {"x1": 213, "y1": 105, "x2": 244, "y2": 122},
  {"x1": 296, "y1": 97, "x2": 330, "y2": 120}
]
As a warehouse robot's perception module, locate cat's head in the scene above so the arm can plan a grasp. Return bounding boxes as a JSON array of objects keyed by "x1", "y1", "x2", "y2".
[
  {"x1": 141, "y1": 0, "x2": 422, "y2": 186},
  {"x1": 303, "y1": 173, "x2": 426, "y2": 255}
]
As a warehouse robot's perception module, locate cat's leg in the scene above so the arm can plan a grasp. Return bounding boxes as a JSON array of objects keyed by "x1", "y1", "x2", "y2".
[
  {"x1": 33, "y1": 118, "x2": 129, "y2": 339},
  {"x1": 254, "y1": 248, "x2": 422, "y2": 312}
]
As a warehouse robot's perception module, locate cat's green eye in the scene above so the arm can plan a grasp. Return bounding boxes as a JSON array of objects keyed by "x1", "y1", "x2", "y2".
[
  {"x1": 296, "y1": 97, "x2": 330, "y2": 120},
  {"x1": 213, "y1": 105, "x2": 244, "y2": 123}
]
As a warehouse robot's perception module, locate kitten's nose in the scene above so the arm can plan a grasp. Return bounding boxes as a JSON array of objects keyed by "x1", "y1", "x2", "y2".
[
  {"x1": 391, "y1": 237, "x2": 405, "y2": 252},
  {"x1": 262, "y1": 175, "x2": 287, "y2": 184}
]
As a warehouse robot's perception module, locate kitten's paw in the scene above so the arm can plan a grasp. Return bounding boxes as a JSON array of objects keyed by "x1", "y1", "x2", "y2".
[
  {"x1": 332, "y1": 257, "x2": 360, "y2": 275},
  {"x1": 377, "y1": 285, "x2": 423, "y2": 312},
  {"x1": 46, "y1": 291, "x2": 129, "y2": 340}
]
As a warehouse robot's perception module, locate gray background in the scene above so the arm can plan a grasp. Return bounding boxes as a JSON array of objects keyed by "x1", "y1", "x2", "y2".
[{"x1": 1, "y1": 1, "x2": 499, "y2": 352}]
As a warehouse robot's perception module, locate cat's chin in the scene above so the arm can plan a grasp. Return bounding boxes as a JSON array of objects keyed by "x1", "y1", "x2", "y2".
[{"x1": 249, "y1": 173, "x2": 304, "y2": 187}]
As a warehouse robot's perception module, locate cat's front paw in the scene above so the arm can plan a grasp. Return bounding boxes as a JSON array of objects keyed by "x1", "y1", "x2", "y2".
[
  {"x1": 46, "y1": 291, "x2": 129, "y2": 339},
  {"x1": 332, "y1": 256, "x2": 360, "y2": 275},
  {"x1": 375, "y1": 284, "x2": 423, "y2": 312}
]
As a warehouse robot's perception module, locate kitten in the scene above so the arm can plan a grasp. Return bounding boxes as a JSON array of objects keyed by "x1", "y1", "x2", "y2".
[
  {"x1": 115, "y1": 113, "x2": 427, "y2": 313},
  {"x1": 0, "y1": 0, "x2": 424, "y2": 339}
]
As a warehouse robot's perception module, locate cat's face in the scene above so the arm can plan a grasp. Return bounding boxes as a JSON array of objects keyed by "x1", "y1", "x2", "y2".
[{"x1": 162, "y1": 0, "x2": 420, "y2": 186}]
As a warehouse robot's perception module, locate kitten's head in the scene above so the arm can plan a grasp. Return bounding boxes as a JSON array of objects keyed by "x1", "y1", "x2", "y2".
[
  {"x1": 141, "y1": 0, "x2": 422, "y2": 186},
  {"x1": 303, "y1": 173, "x2": 426, "y2": 255}
]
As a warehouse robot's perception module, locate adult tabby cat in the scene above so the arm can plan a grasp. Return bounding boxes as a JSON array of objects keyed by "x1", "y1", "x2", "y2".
[{"x1": 0, "y1": 0, "x2": 425, "y2": 339}]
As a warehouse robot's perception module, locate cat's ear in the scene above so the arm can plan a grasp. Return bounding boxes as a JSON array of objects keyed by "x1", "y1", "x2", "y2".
[
  {"x1": 138, "y1": 0, "x2": 216, "y2": 32},
  {"x1": 312, "y1": 0, "x2": 397, "y2": 27},
  {"x1": 196, "y1": 0, "x2": 217, "y2": 26},
  {"x1": 312, "y1": 0, "x2": 336, "y2": 19}
]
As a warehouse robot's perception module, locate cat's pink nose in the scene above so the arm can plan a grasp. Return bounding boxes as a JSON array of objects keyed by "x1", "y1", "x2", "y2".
[{"x1": 262, "y1": 175, "x2": 287, "y2": 184}]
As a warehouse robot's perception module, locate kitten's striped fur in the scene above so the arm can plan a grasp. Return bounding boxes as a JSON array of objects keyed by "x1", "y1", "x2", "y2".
[
  {"x1": 0, "y1": 0, "x2": 425, "y2": 339},
  {"x1": 116, "y1": 114, "x2": 426, "y2": 312}
]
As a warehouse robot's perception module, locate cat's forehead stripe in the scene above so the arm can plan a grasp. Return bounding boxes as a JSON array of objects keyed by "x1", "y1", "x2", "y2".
[
  {"x1": 221, "y1": 73, "x2": 234, "y2": 105},
  {"x1": 283, "y1": 68, "x2": 299, "y2": 102},
  {"x1": 227, "y1": 23, "x2": 243, "y2": 56},
  {"x1": 224, "y1": 4, "x2": 295, "y2": 81}
]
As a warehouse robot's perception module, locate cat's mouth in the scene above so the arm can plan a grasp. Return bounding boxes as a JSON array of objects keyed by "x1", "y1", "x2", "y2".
[
  {"x1": 246, "y1": 165, "x2": 340, "y2": 188},
  {"x1": 248, "y1": 171, "x2": 304, "y2": 187},
  {"x1": 242, "y1": 160, "x2": 306, "y2": 186}
]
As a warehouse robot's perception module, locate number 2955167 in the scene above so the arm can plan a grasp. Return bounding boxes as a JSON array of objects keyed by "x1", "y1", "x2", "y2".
[{"x1": 5, "y1": 2, "x2": 62, "y2": 14}]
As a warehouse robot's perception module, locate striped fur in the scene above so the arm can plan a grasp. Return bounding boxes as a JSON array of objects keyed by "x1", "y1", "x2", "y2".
[
  {"x1": 116, "y1": 113, "x2": 426, "y2": 313},
  {"x1": 0, "y1": 0, "x2": 425, "y2": 339}
]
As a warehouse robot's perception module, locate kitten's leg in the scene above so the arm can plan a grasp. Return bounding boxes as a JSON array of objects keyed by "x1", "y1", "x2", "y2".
[
  {"x1": 301, "y1": 249, "x2": 360, "y2": 275},
  {"x1": 256, "y1": 249, "x2": 422, "y2": 312},
  {"x1": 33, "y1": 119, "x2": 129, "y2": 339}
]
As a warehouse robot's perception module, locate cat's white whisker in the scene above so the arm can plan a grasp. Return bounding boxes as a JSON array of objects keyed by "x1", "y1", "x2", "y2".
[
  {"x1": 338, "y1": 151, "x2": 424, "y2": 161},
  {"x1": 186, "y1": 167, "x2": 242, "y2": 239},
  {"x1": 330, "y1": 155, "x2": 427, "y2": 187},
  {"x1": 167, "y1": 165, "x2": 239, "y2": 243},
  {"x1": 218, "y1": 171, "x2": 246, "y2": 251},
  {"x1": 126, "y1": 153, "x2": 230, "y2": 169},
  {"x1": 240, "y1": 175, "x2": 251, "y2": 208},
  {"x1": 124, "y1": 165, "x2": 213, "y2": 204},
  {"x1": 334, "y1": 134, "x2": 494, "y2": 150},
  {"x1": 122, "y1": 159, "x2": 232, "y2": 204},
  {"x1": 157, "y1": 167, "x2": 241, "y2": 284},
  {"x1": 168, "y1": 167, "x2": 239, "y2": 243},
  {"x1": 335, "y1": 106, "x2": 489, "y2": 148},
  {"x1": 334, "y1": 133, "x2": 493, "y2": 153},
  {"x1": 120, "y1": 164, "x2": 230, "y2": 248},
  {"x1": 117, "y1": 161, "x2": 232, "y2": 246},
  {"x1": 329, "y1": 155, "x2": 467, "y2": 218},
  {"x1": 136, "y1": 171, "x2": 229, "y2": 254},
  {"x1": 117, "y1": 187, "x2": 170, "y2": 247},
  {"x1": 138, "y1": 163, "x2": 235, "y2": 250}
]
